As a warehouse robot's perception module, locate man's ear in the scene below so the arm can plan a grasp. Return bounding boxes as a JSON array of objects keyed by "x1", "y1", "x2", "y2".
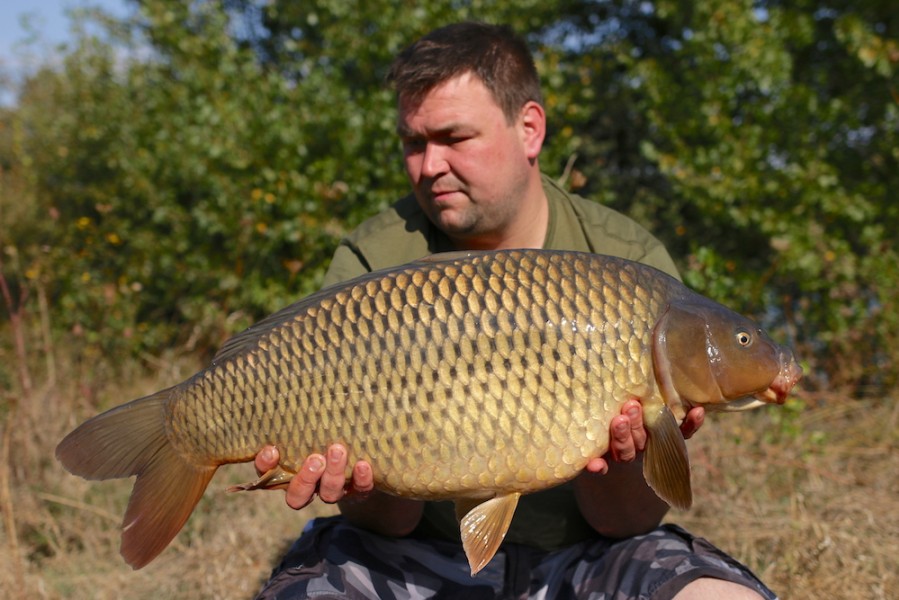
[{"x1": 519, "y1": 101, "x2": 546, "y2": 160}]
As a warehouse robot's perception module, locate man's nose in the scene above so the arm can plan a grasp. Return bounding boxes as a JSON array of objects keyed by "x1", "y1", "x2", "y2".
[{"x1": 421, "y1": 142, "x2": 449, "y2": 178}]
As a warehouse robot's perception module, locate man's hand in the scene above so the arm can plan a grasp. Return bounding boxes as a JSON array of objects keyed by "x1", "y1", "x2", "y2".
[
  {"x1": 573, "y1": 400, "x2": 705, "y2": 537},
  {"x1": 254, "y1": 444, "x2": 424, "y2": 536},
  {"x1": 582, "y1": 400, "x2": 705, "y2": 474},
  {"x1": 254, "y1": 444, "x2": 374, "y2": 510}
]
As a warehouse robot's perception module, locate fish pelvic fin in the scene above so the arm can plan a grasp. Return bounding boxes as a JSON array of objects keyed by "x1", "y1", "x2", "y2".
[
  {"x1": 55, "y1": 388, "x2": 217, "y2": 569},
  {"x1": 457, "y1": 493, "x2": 521, "y2": 576},
  {"x1": 642, "y1": 404, "x2": 692, "y2": 510},
  {"x1": 228, "y1": 465, "x2": 295, "y2": 492}
]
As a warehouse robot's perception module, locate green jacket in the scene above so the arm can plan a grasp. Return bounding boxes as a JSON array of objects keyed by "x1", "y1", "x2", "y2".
[
  {"x1": 322, "y1": 175, "x2": 678, "y2": 287},
  {"x1": 321, "y1": 174, "x2": 679, "y2": 549}
]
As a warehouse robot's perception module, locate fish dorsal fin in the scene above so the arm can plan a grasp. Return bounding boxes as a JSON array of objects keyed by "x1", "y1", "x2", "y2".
[
  {"x1": 213, "y1": 250, "x2": 494, "y2": 364},
  {"x1": 213, "y1": 264, "x2": 410, "y2": 364},
  {"x1": 212, "y1": 290, "x2": 332, "y2": 364},
  {"x1": 642, "y1": 404, "x2": 692, "y2": 510},
  {"x1": 457, "y1": 493, "x2": 521, "y2": 576},
  {"x1": 213, "y1": 252, "x2": 487, "y2": 364},
  {"x1": 414, "y1": 250, "x2": 481, "y2": 264}
]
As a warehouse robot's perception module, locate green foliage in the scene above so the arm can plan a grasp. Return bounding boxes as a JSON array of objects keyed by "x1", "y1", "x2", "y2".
[
  {"x1": 2, "y1": 0, "x2": 897, "y2": 393},
  {"x1": 539, "y1": 0, "x2": 898, "y2": 391},
  {"x1": 6, "y1": 1, "x2": 403, "y2": 355},
  {"x1": 631, "y1": 0, "x2": 898, "y2": 390}
]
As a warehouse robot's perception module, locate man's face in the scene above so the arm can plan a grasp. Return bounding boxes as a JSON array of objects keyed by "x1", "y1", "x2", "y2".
[{"x1": 397, "y1": 73, "x2": 539, "y2": 245}]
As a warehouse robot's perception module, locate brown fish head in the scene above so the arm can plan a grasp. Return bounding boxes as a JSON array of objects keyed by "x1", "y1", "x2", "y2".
[{"x1": 652, "y1": 296, "x2": 802, "y2": 417}]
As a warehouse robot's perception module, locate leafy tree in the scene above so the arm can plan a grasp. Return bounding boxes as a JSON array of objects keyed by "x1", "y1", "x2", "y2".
[
  {"x1": 5, "y1": 0, "x2": 572, "y2": 357},
  {"x1": 3, "y1": 0, "x2": 897, "y2": 392},
  {"x1": 537, "y1": 0, "x2": 898, "y2": 389},
  {"x1": 635, "y1": 0, "x2": 898, "y2": 389}
]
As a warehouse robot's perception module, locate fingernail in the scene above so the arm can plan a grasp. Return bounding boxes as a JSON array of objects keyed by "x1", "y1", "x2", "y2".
[
  {"x1": 328, "y1": 446, "x2": 344, "y2": 463},
  {"x1": 308, "y1": 457, "x2": 324, "y2": 472},
  {"x1": 626, "y1": 406, "x2": 640, "y2": 419}
]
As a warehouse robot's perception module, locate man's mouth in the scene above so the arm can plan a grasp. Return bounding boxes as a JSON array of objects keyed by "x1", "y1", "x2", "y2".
[{"x1": 430, "y1": 189, "x2": 462, "y2": 204}]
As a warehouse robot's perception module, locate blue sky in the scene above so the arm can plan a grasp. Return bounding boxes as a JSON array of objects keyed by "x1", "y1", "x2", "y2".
[
  {"x1": 1, "y1": 0, "x2": 125, "y2": 54},
  {"x1": 0, "y1": 0, "x2": 129, "y2": 103}
]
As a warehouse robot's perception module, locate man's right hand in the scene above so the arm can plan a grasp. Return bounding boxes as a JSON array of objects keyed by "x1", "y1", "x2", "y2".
[
  {"x1": 255, "y1": 444, "x2": 424, "y2": 536},
  {"x1": 254, "y1": 444, "x2": 374, "y2": 510}
]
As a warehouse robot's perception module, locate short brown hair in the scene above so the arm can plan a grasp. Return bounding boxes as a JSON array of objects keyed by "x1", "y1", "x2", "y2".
[{"x1": 387, "y1": 22, "x2": 543, "y2": 124}]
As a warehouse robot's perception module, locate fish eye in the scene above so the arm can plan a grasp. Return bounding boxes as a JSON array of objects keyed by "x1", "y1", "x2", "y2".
[{"x1": 735, "y1": 329, "x2": 753, "y2": 347}]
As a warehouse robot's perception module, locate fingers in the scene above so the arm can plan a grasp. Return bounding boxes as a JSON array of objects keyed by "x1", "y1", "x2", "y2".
[
  {"x1": 318, "y1": 445, "x2": 350, "y2": 503},
  {"x1": 350, "y1": 460, "x2": 374, "y2": 494},
  {"x1": 338, "y1": 460, "x2": 376, "y2": 506},
  {"x1": 624, "y1": 401, "x2": 647, "y2": 451},
  {"x1": 609, "y1": 416, "x2": 634, "y2": 463},
  {"x1": 584, "y1": 456, "x2": 609, "y2": 475},
  {"x1": 261, "y1": 443, "x2": 374, "y2": 510},
  {"x1": 283, "y1": 444, "x2": 373, "y2": 510},
  {"x1": 609, "y1": 399, "x2": 645, "y2": 463},
  {"x1": 285, "y1": 453, "x2": 326, "y2": 510},
  {"x1": 601, "y1": 402, "x2": 705, "y2": 471},
  {"x1": 255, "y1": 444, "x2": 280, "y2": 475},
  {"x1": 680, "y1": 406, "x2": 705, "y2": 439}
]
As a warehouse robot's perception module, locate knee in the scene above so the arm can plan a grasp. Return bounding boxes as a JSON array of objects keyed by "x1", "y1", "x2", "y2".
[{"x1": 672, "y1": 577, "x2": 767, "y2": 600}]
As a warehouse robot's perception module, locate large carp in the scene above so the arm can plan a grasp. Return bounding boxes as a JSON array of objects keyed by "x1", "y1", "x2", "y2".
[{"x1": 57, "y1": 249, "x2": 802, "y2": 574}]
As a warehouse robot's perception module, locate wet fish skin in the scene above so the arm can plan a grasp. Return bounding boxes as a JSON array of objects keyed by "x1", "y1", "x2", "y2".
[
  {"x1": 56, "y1": 249, "x2": 802, "y2": 574},
  {"x1": 170, "y1": 250, "x2": 661, "y2": 496}
]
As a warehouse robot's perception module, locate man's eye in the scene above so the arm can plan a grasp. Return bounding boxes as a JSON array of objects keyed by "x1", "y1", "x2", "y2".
[
  {"x1": 443, "y1": 136, "x2": 469, "y2": 145},
  {"x1": 402, "y1": 139, "x2": 426, "y2": 152}
]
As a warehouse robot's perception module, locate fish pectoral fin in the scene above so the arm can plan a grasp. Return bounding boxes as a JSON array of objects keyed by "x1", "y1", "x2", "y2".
[
  {"x1": 457, "y1": 493, "x2": 521, "y2": 576},
  {"x1": 642, "y1": 404, "x2": 692, "y2": 510},
  {"x1": 227, "y1": 466, "x2": 295, "y2": 492}
]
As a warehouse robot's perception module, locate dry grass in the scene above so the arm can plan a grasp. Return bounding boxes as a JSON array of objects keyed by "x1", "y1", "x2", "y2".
[
  {"x1": 1, "y1": 350, "x2": 896, "y2": 599},
  {"x1": 670, "y1": 396, "x2": 898, "y2": 599}
]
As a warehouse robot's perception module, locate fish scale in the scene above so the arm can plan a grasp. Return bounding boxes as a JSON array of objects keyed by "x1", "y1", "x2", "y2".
[
  {"x1": 185, "y1": 251, "x2": 648, "y2": 491},
  {"x1": 210, "y1": 248, "x2": 647, "y2": 493},
  {"x1": 57, "y1": 248, "x2": 802, "y2": 574}
]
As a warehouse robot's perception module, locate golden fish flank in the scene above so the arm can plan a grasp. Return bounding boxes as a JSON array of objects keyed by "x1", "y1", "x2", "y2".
[{"x1": 56, "y1": 249, "x2": 802, "y2": 575}]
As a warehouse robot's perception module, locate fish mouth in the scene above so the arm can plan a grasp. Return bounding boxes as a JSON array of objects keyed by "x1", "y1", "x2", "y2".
[
  {"x1": 718, "y1": 396, "x2": 772, "y2": 411},
  {"x1": 712, "y1": 354, "x2": 803, "y2": 413},
  {"x1": 757, "y1": 352, "x2": 804, "y2": 405},
  {"x1": 754, "y1": 387, "x2": 787, "y2": 405}
]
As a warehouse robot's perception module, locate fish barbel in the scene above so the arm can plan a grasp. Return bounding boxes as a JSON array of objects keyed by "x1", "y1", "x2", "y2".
[{"x1": 56, "y1": 249, "x2": 802, "y2": 574}]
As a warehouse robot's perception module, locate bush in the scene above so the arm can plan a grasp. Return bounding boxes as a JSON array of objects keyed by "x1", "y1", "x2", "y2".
[{"x1": 2, "y1": 0, "x2": 896, "y2": 393}]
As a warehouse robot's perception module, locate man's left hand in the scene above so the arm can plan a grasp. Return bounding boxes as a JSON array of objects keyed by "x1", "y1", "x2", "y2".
[{"x1": 583, "y1": 400, "x2": 705, "y2": 474}]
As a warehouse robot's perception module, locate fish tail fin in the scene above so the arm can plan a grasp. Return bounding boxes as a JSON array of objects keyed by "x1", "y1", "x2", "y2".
[
  {"x1": 642, "y1": 404, "x2": 692, "y2": 510},
  {"x1": 56, "y1": 388, "x2": 217, "y2": 569}
]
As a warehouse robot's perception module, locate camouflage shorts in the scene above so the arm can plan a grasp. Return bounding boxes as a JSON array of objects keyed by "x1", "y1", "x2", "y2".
[{"x1": 255, "y1": 516, "x2": 777, "y2": 600}]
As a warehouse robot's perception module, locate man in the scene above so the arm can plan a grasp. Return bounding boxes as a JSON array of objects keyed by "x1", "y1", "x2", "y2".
[{"x1": 255, "y1": 22, "x2": 776, "y2": 599}]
